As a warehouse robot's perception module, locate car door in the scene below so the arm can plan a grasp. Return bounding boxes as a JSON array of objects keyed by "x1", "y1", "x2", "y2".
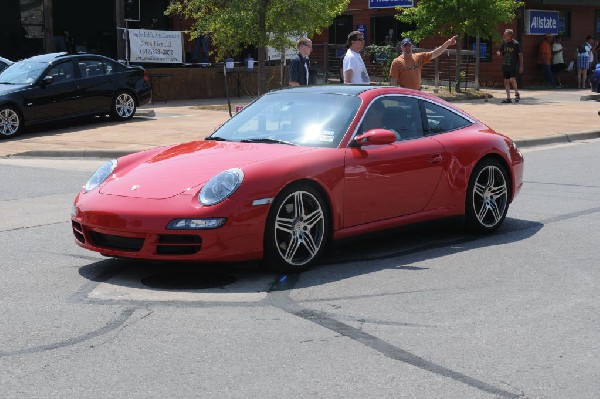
[
  {"x1": 21, "y1": 60, "x2": 79, "y2": 123},
  {"x1": 342, "y1": 96, "x2": 445, "y2": 228},
  {"x1": 74, "y1": 58, "x2": 115, "y2": 113}
]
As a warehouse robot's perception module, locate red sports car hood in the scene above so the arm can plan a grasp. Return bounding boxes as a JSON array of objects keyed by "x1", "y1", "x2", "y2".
[{"x1": 99, "y1": 140, "x2": 316, "y2": 199}]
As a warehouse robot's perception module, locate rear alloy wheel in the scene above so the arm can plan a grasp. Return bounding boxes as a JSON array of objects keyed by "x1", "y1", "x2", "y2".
[
  {"x1": 265, "y1": 184, "x2": 329, "y2": 273},
  {"x1": 465, "y1": 159, "x2": 510, "y2": 233},
  {"x1": 0, "y1": 106, "x2": 22, "y2": 138},
  {"x1": 111, "y1": 91, "x2": 136, "y2": 120}
]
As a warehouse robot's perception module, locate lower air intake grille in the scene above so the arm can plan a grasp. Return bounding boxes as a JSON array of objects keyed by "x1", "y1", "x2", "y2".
[
  {"x1": 90, "y1": 231, "x2": 144, "y2": 252},
  {"x1": 157, "y1": 234, "x2": 202, "y2": 255}
]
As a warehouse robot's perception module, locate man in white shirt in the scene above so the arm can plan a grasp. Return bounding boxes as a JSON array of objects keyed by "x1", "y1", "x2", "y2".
[{"x1": 343, "y1": 31, "x2": 370, "y2": 85}]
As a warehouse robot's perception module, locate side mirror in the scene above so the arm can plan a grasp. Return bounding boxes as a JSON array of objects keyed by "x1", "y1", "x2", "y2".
[
  {"x1": 42, "y1": 76, "x2": 54, "y2": 86},
  {"x1": 353, "y1": 129, "x2": 397, "y2": 146}
]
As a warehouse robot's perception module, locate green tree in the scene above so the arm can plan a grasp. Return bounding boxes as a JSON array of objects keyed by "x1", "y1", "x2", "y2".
[
  {"x1": 397, "y1": 0, "x2": 523, "y2": 92},
  {"x1": 166, "y1": 0, "x2": 349, "y2": 94}
]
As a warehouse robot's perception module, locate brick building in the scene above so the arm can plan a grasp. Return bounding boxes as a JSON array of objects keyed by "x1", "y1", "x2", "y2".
[
  {"x1": 2, "y1": 0, "x2": 598, "y2": 99},
  {"x1": 311, "y1": 0, "x2": 600, "y2": 87}
]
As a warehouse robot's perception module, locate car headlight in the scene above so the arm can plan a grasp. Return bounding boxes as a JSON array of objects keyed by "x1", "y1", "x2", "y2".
[
  {"x1": 199, "y1": 168, "x2": 244, "y2": 206},
  {"x1": 84, "y1": 159, "x2": 117, "y2": 192}
]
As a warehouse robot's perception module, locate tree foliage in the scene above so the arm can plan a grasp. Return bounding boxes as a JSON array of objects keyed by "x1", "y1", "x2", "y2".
[
  {"x1": 166, "y1": 0, "x2": 349, "y2": 94},
  {"x1": 396, "y1": 0, "x2": 523, "y2": 91}
]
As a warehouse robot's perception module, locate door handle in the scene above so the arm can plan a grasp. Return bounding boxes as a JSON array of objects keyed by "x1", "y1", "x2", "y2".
[{"x1": 429, "y1": 154, "x2": 443, "y2": 164}]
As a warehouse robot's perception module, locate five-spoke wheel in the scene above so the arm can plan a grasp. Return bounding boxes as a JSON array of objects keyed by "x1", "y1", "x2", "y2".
[
  {"x1": 111, "y1": 91, "x2": 136, "y2": 120},
  {"x1": 466, "y1": 159, "x2": 510, "y2": 233},
  {"x1": 265, "y1": 184, "x2": 329, "y2": 273},
  {"x1": 0, "y1": 106, "x2": 22, "y2": 138}
]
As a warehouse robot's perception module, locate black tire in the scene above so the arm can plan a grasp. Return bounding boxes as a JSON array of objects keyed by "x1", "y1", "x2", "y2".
[
  {"x1": 465, "y1": 158, "x2": 510, "y2": 233},
  {"x1": 0, "y1": 106, "x2": 22, "y2": 138},
  {"x1": 264, "y1": 183, "x2": 330, "y2": 273},
  {"x1": 110, "y1": 91, "x2": 136, "y2": 120}
]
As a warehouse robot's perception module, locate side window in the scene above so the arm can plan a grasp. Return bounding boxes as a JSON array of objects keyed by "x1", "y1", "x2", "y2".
[
  {"x1": 359, "y1": 96, "x2": 424, "y2": 141},
  {"x1": 421, "y1": 101, "x2": 472, "y2": 134},
  {"x1": 105, "y1": 61, "x2": 115, "y2": 74},
  {"x1": 77, "y1": 59, "x2": 106, "y2": 78},
  {"x1": 46, "y1": 61, "x2": 75, "y2": 83}
]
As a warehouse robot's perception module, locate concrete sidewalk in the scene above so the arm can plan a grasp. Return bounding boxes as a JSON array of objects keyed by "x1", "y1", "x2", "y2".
[{"x1": 1, "y1": 88, "x2": 599, "y2": 159}]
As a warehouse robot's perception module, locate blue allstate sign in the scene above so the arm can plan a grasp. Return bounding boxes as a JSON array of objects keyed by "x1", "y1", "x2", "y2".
[
  {"x1": 369, "y1": 0, "x2": 414, "y2": 9},
  {"x1": 525, "y1": 9, "x2": 559, "y2": 35}
]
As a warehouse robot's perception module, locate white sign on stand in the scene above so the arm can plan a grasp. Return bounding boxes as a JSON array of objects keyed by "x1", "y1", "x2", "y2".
[{"x1": 128, "y1": 29, "x2": 183, "y2": 63}]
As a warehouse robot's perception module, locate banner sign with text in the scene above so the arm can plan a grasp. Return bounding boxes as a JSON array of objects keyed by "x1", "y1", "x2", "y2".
[
  {"x1": 525, "y1": 10, "x2": 559, "y2": 35},
  {"x1": 369, "y1": 0, "x2": 414, "y2": 8},
  {"x1": 128, "y1": 29, "x2": 183, "y2": 63}
]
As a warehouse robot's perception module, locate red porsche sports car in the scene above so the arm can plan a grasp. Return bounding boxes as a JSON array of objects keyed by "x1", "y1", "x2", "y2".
[{"x1": 72, "y1": 86, "x2": 524, "y2": 272}]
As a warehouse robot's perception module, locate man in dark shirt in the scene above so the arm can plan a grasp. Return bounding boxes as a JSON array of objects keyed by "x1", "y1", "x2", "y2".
[
  {"x1": 288, "y1": 38, "x2": 312, "y2": 86},
  {"x1": 496, "y1": 29, "x2": 523, "y2": 103}
]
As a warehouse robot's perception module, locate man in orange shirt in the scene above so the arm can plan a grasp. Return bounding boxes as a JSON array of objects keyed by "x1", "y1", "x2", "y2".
[
  {"x1": 389, "y1": 36, "x2": 457, "y2": 90},
  {"x1": 537, "y1": 33, "x2": 555, "y2": 86}
]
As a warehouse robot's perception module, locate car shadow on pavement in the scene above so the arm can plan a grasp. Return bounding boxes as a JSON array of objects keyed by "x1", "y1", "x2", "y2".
[{"x1": 75, "y1": 216, "x2": 543, "y2": 296}]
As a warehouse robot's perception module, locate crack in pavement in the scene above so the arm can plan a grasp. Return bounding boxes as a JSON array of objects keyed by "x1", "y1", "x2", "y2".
[
  {"x1": 267, "y1": 275, "x2": 524, "y2": 399},
  {"x1": 0, "y1": 307, "x2": 136, "y2": 358}
]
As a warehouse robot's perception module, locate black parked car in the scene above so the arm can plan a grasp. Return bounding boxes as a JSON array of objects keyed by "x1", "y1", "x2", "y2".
[
  {"x1": 0, "y1": 56, "x2": 13, "y2": 73},
  {"x1": 0, "y1": 52, "x2": 151, "y2": 138}
]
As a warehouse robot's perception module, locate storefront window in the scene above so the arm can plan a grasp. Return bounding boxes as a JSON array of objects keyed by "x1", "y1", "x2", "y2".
[
  {"x1": 464, "y1": 36, "x2": 492, "y2": 63},
  {"x1": 558, "y1": 10, "x2": 571, "y2": 39},
  {"x1": 369, "y1": 16, "x2": 413, "y2": 47},
  {"x1": 0, "y1": 0, "x2": 44, "y2": 59}
]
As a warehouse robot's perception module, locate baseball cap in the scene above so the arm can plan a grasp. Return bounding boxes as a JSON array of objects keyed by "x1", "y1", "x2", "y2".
[{"x1": 400, "y1": 38, "x2": 413, "y2": 46}]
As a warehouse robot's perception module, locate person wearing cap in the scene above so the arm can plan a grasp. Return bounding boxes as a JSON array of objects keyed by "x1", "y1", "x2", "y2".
[
  {"x1": 496, "y1": 28, "x2": 523, "y2": 103},
  {"x1": 343, "y1": 31, "x2": 370, "y2": 84},
  {"x1": 537, "y1": 33, "x2": 555, "y2": 87},
  {"x1": 389, "y1": 35, "x2": 457, "y2": 90}
]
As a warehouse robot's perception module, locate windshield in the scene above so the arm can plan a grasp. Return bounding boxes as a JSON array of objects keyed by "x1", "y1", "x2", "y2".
[
  {"x1": 0, "y1": 61, "x2": 48, "y2": 84},
  {"x1": 210, "y1": 92, "x2": 361, "y2": 148}
]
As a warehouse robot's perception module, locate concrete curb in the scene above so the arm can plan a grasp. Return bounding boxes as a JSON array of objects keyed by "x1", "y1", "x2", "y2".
[
  {"x1": 135, "y1": 109, "x2": 156, "y2": 117},
  {"x1": 7, "y1": 130, "x2": 600, "y2": 159},
  {"x1": 513, "y1": 130, "x2": 600, "y2": 148}
]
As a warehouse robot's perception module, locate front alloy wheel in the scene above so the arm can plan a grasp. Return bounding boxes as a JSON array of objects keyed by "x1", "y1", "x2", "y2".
[
  {"x1": 111, "y1": 91, "x2": 136, "y2": 120},
  {"x1": 465, "y1": 159, "x2": 510, "y2": 233},
  {"x1": 0, "y1": 107, "x2": 22, "y2": 138},
  {"x1": 265, "y1": 184, "x2": 329, "y2": 273}
]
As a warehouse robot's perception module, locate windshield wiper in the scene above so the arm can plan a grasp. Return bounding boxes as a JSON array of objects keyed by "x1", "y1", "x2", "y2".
[
  {"x1": 240, "y1": 138, "x2": 297, "y2": 146},
  {"x1": 204, "y1": 136, "x2": 229, "y2": 141}
]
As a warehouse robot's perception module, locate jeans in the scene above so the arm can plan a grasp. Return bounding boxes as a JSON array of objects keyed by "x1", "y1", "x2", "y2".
[{"x1": 541, "y1": 64, "x2": 555, "y2": 86}]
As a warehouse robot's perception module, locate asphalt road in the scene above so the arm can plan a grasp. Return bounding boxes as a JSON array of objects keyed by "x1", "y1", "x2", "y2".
[{"x1": 0, "y1": 139, "x2": 599, "y2": 398}]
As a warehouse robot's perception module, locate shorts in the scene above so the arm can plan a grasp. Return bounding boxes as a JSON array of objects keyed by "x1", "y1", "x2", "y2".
[
  {"x1": 502, "y1": 69, "x2": 517, "y2": 79},
  {"x1": 551, "y1": 63, "x2": 566, "y2": 73}
]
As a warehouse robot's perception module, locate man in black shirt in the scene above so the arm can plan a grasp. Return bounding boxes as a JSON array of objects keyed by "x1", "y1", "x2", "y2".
[
  {"x1": 496, "y1": 29, "x2": 523, "y2": 103},
  {"x1": 289, "y1": 38, "x2": 312, "y2": 86}
]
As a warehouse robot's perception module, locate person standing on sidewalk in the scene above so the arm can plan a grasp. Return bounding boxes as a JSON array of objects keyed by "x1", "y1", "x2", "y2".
[
  {"x1": 576, "y1": 36, "x2": 593, "y2": 89},
  {"x1": 551, "y1": 35, "x2": 566, "y2": 88},
  {"x1": 389, "y1": 35, "x2": 457, "y2": 90},
  {"x1": 343, "y1": 31, "x2": 370, "y2": 84},
  {"x1": 537, "y1": 33, "x2": 555, "y2": 87},
  {"x1": 496, "y1": 29, "x2": 523, "y2": 103},
  {"x1": 288, "y1": 38, "x2": 312, "y2": 86}
]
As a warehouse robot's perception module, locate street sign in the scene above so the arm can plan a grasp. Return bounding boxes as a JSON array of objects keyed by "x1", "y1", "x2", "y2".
[
  {"x1": 525, "y1": 9, "x2": 559, "y2": 35},
  {"x1": 369, "y1": 0, "x2": 414, "y2": 8}
]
